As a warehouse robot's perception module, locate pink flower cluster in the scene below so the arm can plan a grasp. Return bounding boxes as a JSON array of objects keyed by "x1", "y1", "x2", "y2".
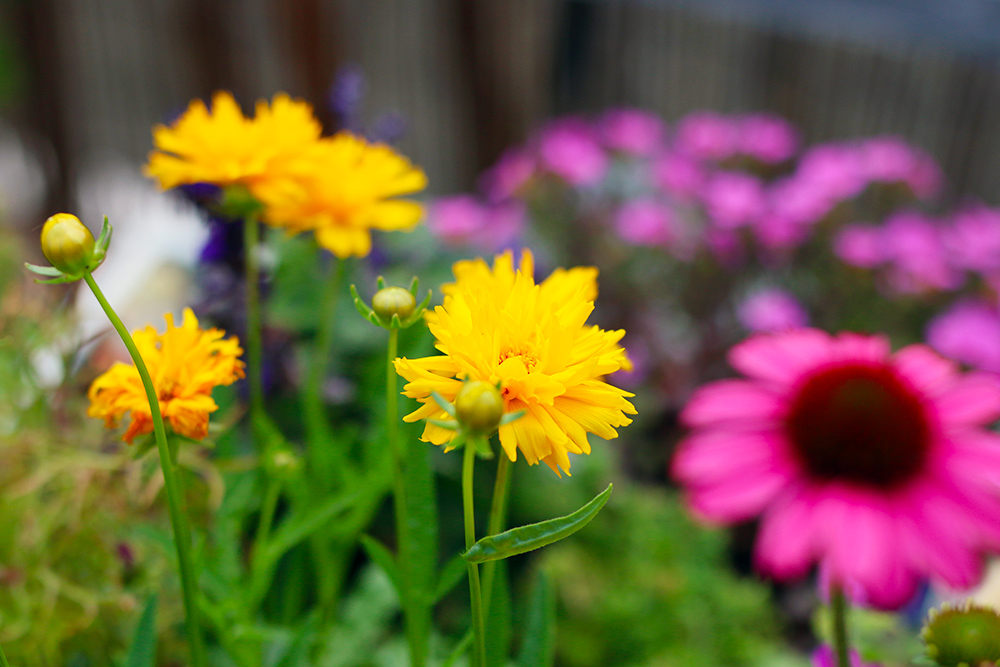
[
  {"x1": 425, "y1": 107, "x2": 944, "y2": 263},
  {"x1": 837, "y1": 203, "x2": 1000, "y2": 295}
]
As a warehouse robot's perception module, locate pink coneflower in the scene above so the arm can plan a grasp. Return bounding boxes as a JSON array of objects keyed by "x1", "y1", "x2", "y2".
[
  {"x1": 673, "y1": 329, "x2": 1000, "y2": 609},
  {"x1": 812, "y1": 645, "x2": 881, "y2": 667}
]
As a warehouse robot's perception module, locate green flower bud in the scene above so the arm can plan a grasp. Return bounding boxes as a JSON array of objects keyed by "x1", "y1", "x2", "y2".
[
  {"x1": 923, "y1": 601, "x2": 1000, "y2": 667},
  {"x1": 372, "y1": 286, "x2": 416, "y2": 321},
  {"x1": 454, "y1": 380, "x2": 504, "y2": 436},
  {"x1": 41, "y1": 213, "x2": 95, "y2": 275},
  {"x1": 266, "y1": 448, "x2": 303, "y2": 481}
]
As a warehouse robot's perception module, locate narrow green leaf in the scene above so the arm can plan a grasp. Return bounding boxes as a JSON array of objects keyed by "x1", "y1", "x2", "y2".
[
  {"x1": 23, "y1": 262, "x2": 63, "y2": 277},
  {"x1": 463, "y1": 484, "x2": 613, "y2": 564},
  {"x1": 360, "y1": 535, "x2": 402, "y2": 597},
  {"x1": 430, "y1": 391, "x2": 456, "y2": 418},
  {"x1": 433, "y1": 554, "x2": 468, "y2": 603},
  {"x1": 264, "y1": 492, "x2": 359, "y2": 562},
  {"x1": 95, "y1": 215, "x2": 112, "y2": 251},
  {"x1": 124, "y1": 594, "x2": 158, "y2": 667},
  {"x1": 485, "y1": 559, "x2": 511, "y2": 667},
  {"x1": 350, "y1": 284, "x2": 375, "y2": 319},
  {"x1": 517, "y1": 571, "x2": 556, "y2": 667},
  {"x1": 499, "y1": 410, "x2": 525, "y2": 426}
]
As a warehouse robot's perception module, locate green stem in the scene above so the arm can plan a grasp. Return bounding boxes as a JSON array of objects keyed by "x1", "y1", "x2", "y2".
[
  {"x1": 481, "y1": 453, "x2": 511, "y2": 614},
  {"x1": 831, "y1": 584, "x2": 850, "y2": 667},
  {"x1": 386, "y1": 328, "x2": 423, "y2": 666},
  {"x1": 463, "y1": 440, "x2": 486, "y2": 667},
  {"x1": 250, "y1": 477, "x2": 281, "y2": 592},
  {"x1": 83, "y1": 272, "x2": 207, "y2": 667},
  {"x1": 0, "y1": 640, "x2": 10, "y2": 667},
  {"x1": 304, "y1": 256, "x2": 346, "y2": 460},
  {"x1": 243, "y1": 216, "x2": 265, "y2": 422}
]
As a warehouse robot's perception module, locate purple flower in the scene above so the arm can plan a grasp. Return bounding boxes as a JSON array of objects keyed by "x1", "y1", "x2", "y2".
[
  {"x1": 737, "y1": 288, "x2": 809, "y2": 333},
  {"x1": 704, "y1": 171, "x2": 766, "y2": 230},
  {"x1": 753, "y1": 214, "x2": 810, "y2": 254},
  {"x1": 598, "y1": 108, "x2": 665, "y2": 156},
  {"x1": 328, "y1": 64, "x2": 366, "y2": 133},
  {"x1": 927, "y1": 300, "x2": 1000, "y2": 373},
  {"x1": 812, "y1": 646, "x2": 882, "y2": 667},
  {"x1": 481, "y1": 147, "x2": 535, "y2": 203},
  {"x1": 739, "y1": 114, "x2": 799, "y2": 164},
  {"x1": 537, "y1": 118, "x2": 608, "y2": 186},
  {"x1": 767, "y1": 176, "x2": 835, "y2": 227},
  {"x1": 654, "y1": 151, "x2": 706, "y2": 202},
  {"x1": 675, "y1": 111, "x2": 738, "y2": 161},
  {"x1": 613, "y1": 198, "x2": 675, "y2": 247}
]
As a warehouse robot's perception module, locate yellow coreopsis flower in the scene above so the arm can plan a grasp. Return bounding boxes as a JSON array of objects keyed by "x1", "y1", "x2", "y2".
[
  {"x1": 257, "y1": 132, "x2": 427, "y2": 258},
  {"x1": 395, "y1": 249, "x2": 636, "y2": 475},
  {"x1": 88, "y1": 308, "x2": 245, "y2": 443},
  {"x1": 144, "y1": 91, "x2": 322, "y2": 196}
]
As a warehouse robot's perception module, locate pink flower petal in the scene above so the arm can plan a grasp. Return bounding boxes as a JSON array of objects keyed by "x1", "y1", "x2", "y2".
[
  {"x1": 672, "y1": 428, "x2": 791, "y2": 485},
  {"x1": 756, "y1": 488, "x2": 817, "y2": 579},
  {"x1": 686, "y1": 468, "x2": 789, "y2": 523},
  {"x1": 728, "y1": 329, "x2": 834, "y2": 387},
  {"x1": 935, "y1": 372, "x2": 1000, "y2": 426},
  {"x1": 681, "y1": 380, "x2": 783, "y2": 427},
  {"x1": 830, "y1": 332, "x2": 891, "y2": 361},
  {"x1": 891, "y1": 344, "x2": 958, "y2": 396}
]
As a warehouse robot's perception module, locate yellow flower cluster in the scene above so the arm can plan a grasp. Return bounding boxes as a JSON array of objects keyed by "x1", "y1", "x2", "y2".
[
  {"x1": 145, "y1": 91, "x2": 426, "y2": 258},
  {"x1": 88, "y1": 308, "x2": 245, "y2": 443},
  {"x1": 395, "y1": 249, "x2": 636, "y2": 475}
]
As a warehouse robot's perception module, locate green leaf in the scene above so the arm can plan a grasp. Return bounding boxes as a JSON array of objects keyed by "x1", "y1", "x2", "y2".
[
  {"x1": 433, "y1": 554, "x2": 468, "y2": 603},
  {"x1": 485, "y1": 559, "x2": 511, "y2": 667},
  {"x1": 23, "y1": 262, "x2": 63, "y2": 277},
  {"x1": 430, "y1": 392, "x2": 455, "y2": 418},
  {"x1": 124, "y1": 594, "x2": 158, "y2": 667},
  {"x1": 463, "y1": 484, "x2": 613, "y2": 564},
  {"x1": 264, "y1": 492, "x2": 360, "y2": 562},
  {"x1": 516, "y1": 572, "x2": 556, "y2": 667},
  {"x1": 359, "y1": 535, "x2": 402, "y2": 598}
]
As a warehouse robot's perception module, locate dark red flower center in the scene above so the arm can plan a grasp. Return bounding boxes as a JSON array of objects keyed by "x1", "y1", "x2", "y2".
[{"x1": 784, "y1": 362, "x2": 930, "y2": 489}]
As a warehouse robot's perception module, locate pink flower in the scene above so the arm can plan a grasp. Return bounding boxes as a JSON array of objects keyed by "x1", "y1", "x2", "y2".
[
  {"x1": 614, "y1": 198, "x2": 675, "y2": 246},
  {"x1": 481, "y1": 147, "x2": 535, "y2": 202},
  {"x1": 738, "y1": 289, "x2": 809, "y2": 332},
  {"x1": 598, "y1": 108, "x2": 665, "y2": 156},
  {"x1": 927, "y1": 300, "x2": 1000, "y2": 374},
  {"x1": 676, "y1": 111, "x2": 739, "y2": 161},
  {"x1": 673, "y1": 329, "x2": 1000, "y2": 609},
  {"x1": 881, "y1": 212, "x2": 961, "y2": 293},
  {"x1": 835, "y1": 225, "x2": 884, "y2": 268},
  {"x1": 768, "y1": 176, "x2": 836, "y2": 228},
  {"x1": 428, "y1": 196, "x2": 524, "y2": 250},
  {"x1": 654, "y1": 151, "x2": 707, "y2": 202},
  {"x1": 858, "y1": 137, "x2": 943, "y2": 199},
  {"x1": 943, "y1": 205, "x2": 1000, "y2": 274},
  {"x1": 538, "y1": 118, "x2": 608, "y2": 186},
  {"x1": 812, "y1": 646, "x2": 881, "y2": 667},
  {"x1": 704, "y1": 171, "x2": 766, "y2": 229},
  {"x1": 739, "y1": 114, "x2": 799, "y2": 164},
  {"x1": 796, "y1": 144, "x2": 866, "y2": 202}
]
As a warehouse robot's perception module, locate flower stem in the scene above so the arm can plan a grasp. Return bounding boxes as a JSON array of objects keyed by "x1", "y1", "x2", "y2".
[
  {"x1": 251, "y1": 477, "x2": 281, "y2": 569},
  {"x1": 243, "y1": 216, "x2": 265, "y2": 422},
  {"x1": 386, "y1": 327, "x2": 423, "y2": 667},
  {"x1": 831, "y1": 584, "x2": 850, "y2": 667},
  {"x1": 83, "y1": 272, "x2": 207, "y2": 667},
  {"x1": 304, "y1": 256, "x2": 346, "y2": 468},
  {"x1": 463, "y1": 440, "x2": 486, "y2": 667},
  {"x1": 481, "y1": 453, "x2": 511, "y2": 614},
  {"x1": 0, "y1": 640, "x2": 10, "y2": 667}
]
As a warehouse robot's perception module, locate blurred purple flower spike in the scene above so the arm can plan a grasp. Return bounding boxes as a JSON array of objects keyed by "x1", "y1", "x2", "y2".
[
  {"x1": 858, "y1": 136, "x2": 943, "y2": 199},
  {"x1": 881, "y1": 212, "x2": 961, "y2": 293},
  {"x1": 614, "y1": 198, "x2": 675, "y2": 247},
  {"x1": 737, "y1": 288, "x2": 809, "y2": 333},
  {"x1": 835, "y1": 224, "x2": 885, "y2": 268},
  {"x1": 704, "y1": 171, "x2": 766, "y2": 230},
  {"x1": 328, "y1": 64, "x2": 366, "y2": 132},
  {"x1": 428, "y1": 195, "x2": 524, "y2": 251},
  {"x1": 927, "y1": 299, "x2": 1000, "y2": 373},
  {"x1": 943, "y1": 204, "x2": 1000, "y2": 275},
  {"x1": 481, "y1": 147, "x2": 535, "y2": 203}
]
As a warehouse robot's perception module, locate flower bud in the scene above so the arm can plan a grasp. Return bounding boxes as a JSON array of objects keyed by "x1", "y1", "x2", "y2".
[
  {"x1": 41, "y1": 213, "x2": 95, "y2": 275},
  {"x1": 922, "y1": 602, "x2": 1000, "y2": 667},
  {"x1": 454, "y1": 380, "x2": 504, "y2": 436},
  {"x1": 372, "y1": 286, "x2": 416, "y2": 321}
]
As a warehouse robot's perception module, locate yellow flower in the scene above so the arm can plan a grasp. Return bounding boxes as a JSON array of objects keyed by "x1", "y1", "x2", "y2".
[
  {"x1": 144, "y1": 91, "x2": 321, "y2": 195},
  {"x1": 395, "y1": 249, "x2": 636, "y2": 475},
  {"x1": 257, "y1": 132, "x2": 427, "y2": 258},
  {"x1": 88, "y1": 308, "x2": 245, "y2": 443}
]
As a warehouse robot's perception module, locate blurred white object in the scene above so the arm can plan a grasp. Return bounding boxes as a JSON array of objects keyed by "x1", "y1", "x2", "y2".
[{"x1": 73, "y1": 157, "x2": 208, "y2": 353}]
